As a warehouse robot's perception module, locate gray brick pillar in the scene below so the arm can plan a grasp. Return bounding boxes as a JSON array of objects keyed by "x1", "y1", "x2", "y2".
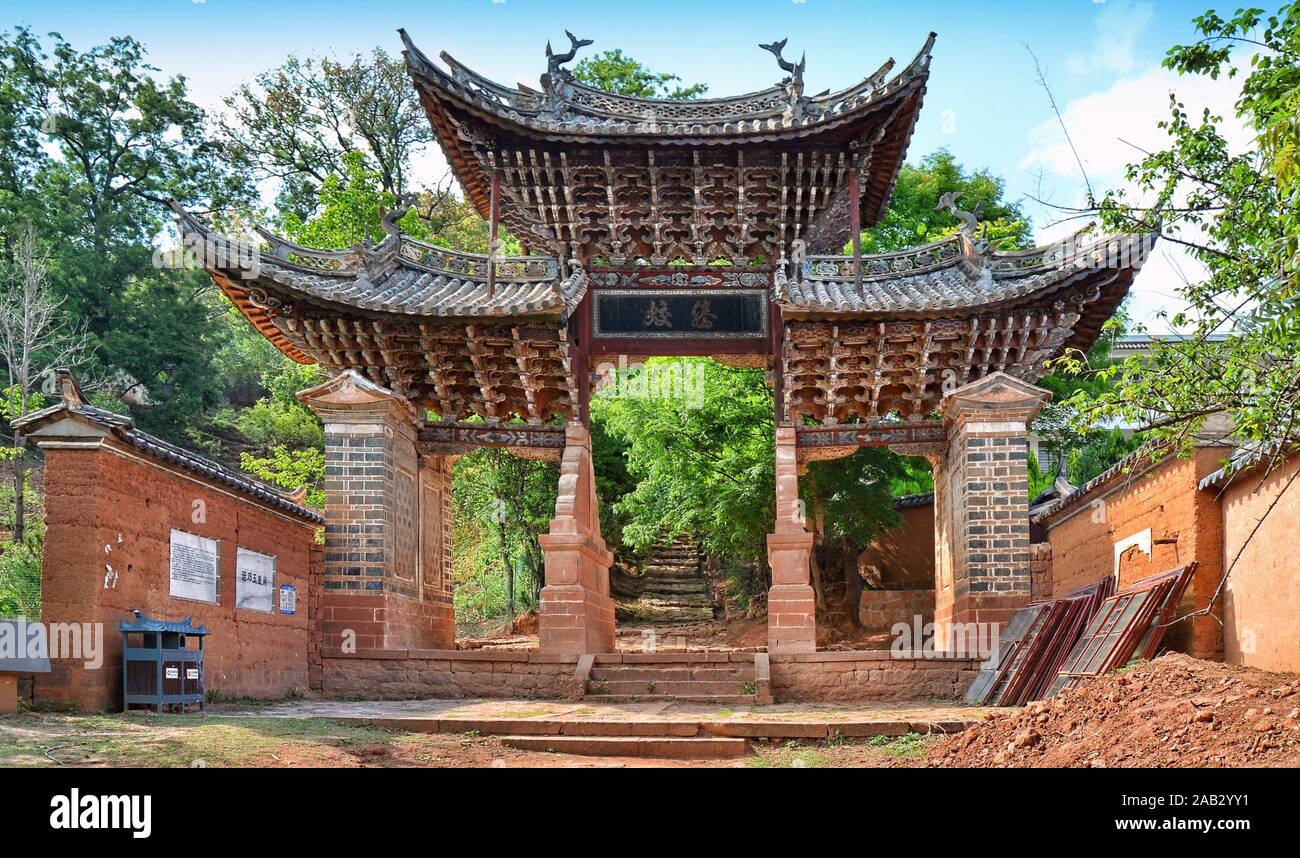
[
  {"x1": 299, "y1": 370, "x2": 454, "y2": 651},
  {"x1": 933, "y1": 372, "x2": 1050, "y2": 650}
]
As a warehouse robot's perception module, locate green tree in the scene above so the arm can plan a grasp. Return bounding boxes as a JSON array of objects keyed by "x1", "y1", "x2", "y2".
[
  {"x1": 218, "y1": 49, "x2": 432, "y2": 220},
  {"x1": 573, "y1": 49, "x2": 708, "y2": 99},
  {"x1": 0, "y1": 28, "x2": 253, "y2": 444},
  {"x1": 1057, "y1": 4, "x2": 1300, "y2": 471},
  {"x1": 859, "y1": 150, "x2": 1032, "y2": 253}
]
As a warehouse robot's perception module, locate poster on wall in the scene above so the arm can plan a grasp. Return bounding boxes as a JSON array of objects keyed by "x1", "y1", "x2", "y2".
[
  {"x1": 236, "y1": 548, "x2": 276, "y2": 613},
  {"x1": 169, "y1": 529, "x2": 219, "y2": 603},
  {"x1": 279, "y1": 584, "x2": 297, "y2": 615}
]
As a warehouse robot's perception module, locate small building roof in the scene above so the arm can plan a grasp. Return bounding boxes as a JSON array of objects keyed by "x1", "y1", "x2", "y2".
[
  {"x1": 0, "y1": 620, "x2": 52, "y2": 674},
  {"x1": 119, "y1": 613, "x2": 208, "y2": 636},
  {"x1": 12, "y1": 372, "x2": 323, "y2": 524}
]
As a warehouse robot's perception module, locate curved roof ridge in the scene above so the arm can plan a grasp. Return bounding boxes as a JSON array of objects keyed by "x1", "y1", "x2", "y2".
[{"x1": 400, "y1": 28, "x2": 935, "y2": 136}]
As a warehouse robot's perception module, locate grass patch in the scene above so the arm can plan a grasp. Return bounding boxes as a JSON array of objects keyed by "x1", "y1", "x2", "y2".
[
  {"x1": 866, "y1": 732, "x2": 939, "y2": 758},
  {"x1": 747, "y1": 740, "x2": 832, "y2": 769},
  {"x1": 0, "y1": 713, "x2": 400, "y2": 768}
]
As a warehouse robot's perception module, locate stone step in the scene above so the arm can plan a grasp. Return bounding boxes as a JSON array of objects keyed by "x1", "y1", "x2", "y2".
[
  {"x1": 641, "y1": 582, "x2": 710, "y2": 596},
  {"x1": 498, "y1": 735, "x2": 748, "y2": 759},
  {"x1": 588, "y1": 666, "x2": 753, "y2": 682},
  {"x1": 581, "y1": 694, "x2": 758, "y2": 706},
  {"x1": 589, "y1": 680, "x2": 752, "y2": 697}
]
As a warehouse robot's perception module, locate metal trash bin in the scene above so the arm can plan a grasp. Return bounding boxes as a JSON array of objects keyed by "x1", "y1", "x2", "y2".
[{"x1": 120, "y1": 611, "x2": 208, "y2": 713}]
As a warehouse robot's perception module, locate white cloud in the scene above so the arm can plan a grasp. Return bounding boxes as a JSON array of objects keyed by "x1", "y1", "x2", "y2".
[
  {"x1": 1020, "y1": 59, "x2": 1256, "y2": 330},
  {"x1": 1066, "y1": 0, "x2": 1155, "y2": 75},
  {"x1": 1019, "y1": 64, "x2": 1250, "y2": 179}
]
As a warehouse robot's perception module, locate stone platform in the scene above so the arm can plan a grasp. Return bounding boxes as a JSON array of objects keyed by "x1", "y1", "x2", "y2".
[{"x1": 227, "y1": 697, "x2": 994, "y2": 758}]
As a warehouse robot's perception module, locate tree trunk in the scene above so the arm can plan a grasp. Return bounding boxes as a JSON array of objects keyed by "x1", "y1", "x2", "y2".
[
  {"x1": 11, "y1": 439, "x2": 23, "y2": 544},
  {"x1": 842, "y1": 537, "x2": 863, "y2": 628},
  {"x1": 810, "y1": 501, "x2": 827, "y2": 613}
]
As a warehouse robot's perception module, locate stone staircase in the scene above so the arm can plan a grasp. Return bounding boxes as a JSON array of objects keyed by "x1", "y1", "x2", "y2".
[
  {"x1": 581, "y1": 653, "x2": 771, "y2": 706},
  {"x1": 616, "y1": 536, "x2": 715, "y2": 624}
]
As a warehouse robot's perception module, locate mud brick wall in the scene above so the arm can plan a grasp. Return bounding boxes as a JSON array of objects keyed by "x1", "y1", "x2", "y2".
[
  {"x1": 1043, "y1": 447, "x2": 1227, "y2": 659},
  {"x1": 1029, "y1": 542, "x2": 1052, "y2": 602},
  {"x1": 857, "y1": 503, "x2": 935, "y2": 589},
  {"x1": 770, "y1": 652, "x2": 983, "y2": 702},
  {"x1": 35, "y1": 446, "x2": 318, "y2": 711},
  {"x1": 858, "y1": 589, "x2": 935, "y2": 636},
  {"x1": 321, "y1": 650, "x2": 582, "y2": 700},
  {"x1": 1220, "y1": 453, "x2": 1300, "y2": 673}
]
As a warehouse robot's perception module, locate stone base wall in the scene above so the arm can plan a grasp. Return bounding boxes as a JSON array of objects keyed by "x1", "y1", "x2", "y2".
[
  {"x1": 858, "y1": 589, "x2": 935, "y2": 635},
  {"x1": 322, "y1": 650, "x2": 583, "y2": 700},
  {"x1": 769, "y1": 652, "x2": 983, "y2": 702}
]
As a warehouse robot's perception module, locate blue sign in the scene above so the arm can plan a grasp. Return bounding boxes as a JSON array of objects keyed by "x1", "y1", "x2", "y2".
[{"x1": 279, "y1": 584, "x2": 297, "y2": 615}]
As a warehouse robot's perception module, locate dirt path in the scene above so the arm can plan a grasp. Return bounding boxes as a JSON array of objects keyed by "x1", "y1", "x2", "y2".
[{"x1": 0, "y1": 712, "x2": 938, "y2": 768}]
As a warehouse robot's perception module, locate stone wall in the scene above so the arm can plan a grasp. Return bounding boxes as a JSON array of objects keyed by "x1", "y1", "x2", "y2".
[
  {"x1": 1220, "y1": 453, "x2": 1300, "y2": 673},
  {"x1": 770, "y1": 651, "x2": 983, "y2": 702},
  {"x1": 1041, "y1": 446, "x2": 1227, "y2": 659},
  {"x1": 858, "y1": 589, "x2": 935, "y2": 636},
  {"x1": 34, "y1": 446, "x2": 318, "y2": 711},
  {"x1": 322, "y1": 650, "x2": 582, "y2": 700}
]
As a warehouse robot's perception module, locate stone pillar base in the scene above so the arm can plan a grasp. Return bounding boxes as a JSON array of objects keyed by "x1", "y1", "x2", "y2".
[
  {"x1": 935, "y1": 593, "x2": 1030, "y2": 652},
  {"x1": 538, "y1": 580, "x2": 616, "y2": 655},
  {"x1": 538, "y1": 424, "x2": 616, "y2": 655},
  {"x1": 767, "y1": 436, "x2": 817, "y2": 654},
  {"x1": 320, "y1": 592, "x2": 455, "y2": 651}
]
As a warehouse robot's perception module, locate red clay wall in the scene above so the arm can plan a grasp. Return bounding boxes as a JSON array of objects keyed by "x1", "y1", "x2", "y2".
[
  {"x1": 1043, "y1": 448, "x2": 1227, "y2": 659},
  {"x1": 857, "y1": 503, "x2": 935, "y2": 589},
  {"x1": 1220, "y1": 454, "x2": 1300, "y2": 673},
  {"x1": 35, "y1": 445, "x2": 318, "y2": 711},
  {"x1": 858, "y1": 589, "x2": 935, "y2": 636}
]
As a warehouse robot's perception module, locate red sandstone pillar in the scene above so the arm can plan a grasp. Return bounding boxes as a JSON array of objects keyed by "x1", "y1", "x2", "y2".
[
  {"x1": 933, "y1": 372, "x2": 1050, "y2": 651},
  {"x1": 299, "y1": 371, "x2": 455, "y2": 651},
  {"x1": 538, "y1": 423, "x2": 616, "y2": 655},
  {"x1": 767, "y1": 426, "x2": 816, "y2": 653}
]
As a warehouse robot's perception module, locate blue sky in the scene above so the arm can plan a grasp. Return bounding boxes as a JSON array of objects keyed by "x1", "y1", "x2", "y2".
[{"x1": 6, "y1": 0, "x2": 1250, "y2": 327}]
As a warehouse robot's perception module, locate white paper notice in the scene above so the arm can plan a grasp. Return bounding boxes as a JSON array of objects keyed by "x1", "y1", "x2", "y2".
[
  {"x1": 169, "y1": 530, "x2": 219, "y2": 603},
  {"x1": 236, "y1": 548, "x2": 276, "y2": 613}
]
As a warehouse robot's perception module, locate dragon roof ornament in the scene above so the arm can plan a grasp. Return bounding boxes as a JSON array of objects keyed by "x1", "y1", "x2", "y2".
[{"x1": 399, "y1": 28, "x2": 936, "y2": 140}]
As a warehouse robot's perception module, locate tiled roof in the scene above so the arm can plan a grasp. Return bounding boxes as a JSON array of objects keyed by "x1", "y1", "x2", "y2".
[
  {"x1": 172, "y1": 203, "x2": 586, "y2": 320},
  {"x1": 402, "y1": 29, "x2": 934, "y2": 141},
  {"x1": 13, "y1": 401, "x2": 323, "y2": 524},
  {"x1": 775, "y1": 229, "x2": 1156, "y2": 316},
  {"x1": 893, "y1": 492, "x2": 934, "y2": 509}
]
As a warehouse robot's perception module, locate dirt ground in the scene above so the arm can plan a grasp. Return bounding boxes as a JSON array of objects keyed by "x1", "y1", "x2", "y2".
[
  {"x1": 928, "y1": 653, "x2": 1300, "y2": 768},
  {"x1": 0, "y1": 711, "x2": 937, "y2": 768}
]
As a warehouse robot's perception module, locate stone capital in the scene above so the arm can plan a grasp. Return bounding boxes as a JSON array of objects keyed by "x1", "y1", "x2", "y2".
[
  {"x1": 297, "y1": 369, "x2": 421, "y2": 429},
  {"x1": 942, "y1": 371, "x2": 1051, "y2": 431}
]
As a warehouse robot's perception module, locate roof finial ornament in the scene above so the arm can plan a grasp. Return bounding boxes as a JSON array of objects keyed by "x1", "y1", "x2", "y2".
[
  {"x1": 379, "y1": 192, "x2": 419, "y2": 240},
  {"x1": 542, "y1": 31, "x2": 593, "y2": 116},
  {"x1": 759, "y1": 39, "x2": 813, "y2": 121},
  {"x1": 935, "y1": 191, "x2": 998, "y2": 257}
]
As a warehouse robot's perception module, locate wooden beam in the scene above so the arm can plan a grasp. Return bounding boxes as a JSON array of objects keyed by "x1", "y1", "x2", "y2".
[
  {"x1": 487, "y1": 167, "x2": 501, "y2": 297},
  {"x1": 795, "y1": 421, "x2": 947, "y2": 449}
]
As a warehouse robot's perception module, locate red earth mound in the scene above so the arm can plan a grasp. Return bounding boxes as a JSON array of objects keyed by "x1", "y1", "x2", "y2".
[{"x1": 928, "y1": 652, "x2": 1300, "y2": 768}]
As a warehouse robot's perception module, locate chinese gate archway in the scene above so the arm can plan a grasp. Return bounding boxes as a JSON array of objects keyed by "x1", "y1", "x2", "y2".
[{"x1": 179, "y1": 28, "x2": 1152, "y2": 655}]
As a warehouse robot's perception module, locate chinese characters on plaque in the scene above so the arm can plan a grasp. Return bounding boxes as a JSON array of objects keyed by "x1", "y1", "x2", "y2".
[{"x1": 595, "y1": 290, "x2": 767, "y2": 339}]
